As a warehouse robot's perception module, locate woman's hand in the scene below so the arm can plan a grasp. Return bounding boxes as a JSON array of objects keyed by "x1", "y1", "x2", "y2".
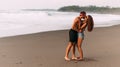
[{"x1": 78, "y1": 29, "x2": 83, "y2": 32}]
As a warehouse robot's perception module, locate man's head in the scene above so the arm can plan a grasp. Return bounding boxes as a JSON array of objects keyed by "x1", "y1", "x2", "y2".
[{"x1": 80, "y1": 11, "x2": 86, "y2": 19}]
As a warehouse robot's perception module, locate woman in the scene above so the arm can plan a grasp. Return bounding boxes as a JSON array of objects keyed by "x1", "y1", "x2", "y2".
[{"x1": 77, "y1": 15, "x2": 94, "y2": 60}]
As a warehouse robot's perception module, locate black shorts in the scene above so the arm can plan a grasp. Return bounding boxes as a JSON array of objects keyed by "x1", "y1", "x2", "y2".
[{"x1": 69, "y1": 29, "x2": 78, "y2": 43}]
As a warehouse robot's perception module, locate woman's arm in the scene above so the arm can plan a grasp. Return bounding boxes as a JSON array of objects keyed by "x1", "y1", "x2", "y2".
[
  {"x1": 78, "y1": 17, "x2": 88, "y2": 32},
  {"x1": 80, "y1": 17, "x2": 88, "y2": 30}
]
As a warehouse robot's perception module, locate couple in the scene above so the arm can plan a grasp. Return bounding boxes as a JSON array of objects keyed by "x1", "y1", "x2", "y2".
[{"x1": 65, "y1": 11, "x2": 94, "y2": 61}]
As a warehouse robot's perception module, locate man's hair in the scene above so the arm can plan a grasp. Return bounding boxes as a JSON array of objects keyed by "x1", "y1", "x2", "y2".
[{"x1": 80, "y1": 11, "x2": 86, "y2": 14}]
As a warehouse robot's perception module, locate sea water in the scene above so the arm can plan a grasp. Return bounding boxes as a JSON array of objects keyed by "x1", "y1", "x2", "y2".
[{"x1": 0, "y1": 10, "x2": 120, "y2": 37}]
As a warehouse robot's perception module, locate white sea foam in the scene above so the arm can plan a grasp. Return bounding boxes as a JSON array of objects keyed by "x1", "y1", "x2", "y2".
[{"x1": 0, "y1": 10, "x2": 120, "y2": 37}]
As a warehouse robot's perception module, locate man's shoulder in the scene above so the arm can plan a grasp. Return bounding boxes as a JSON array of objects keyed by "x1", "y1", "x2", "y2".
[
  {"x1": 75, "y1": 16, "x2": 80, "y2": 20},
  {"x1": 74, "y1": 17, "x2": 80, "y2": 23}
]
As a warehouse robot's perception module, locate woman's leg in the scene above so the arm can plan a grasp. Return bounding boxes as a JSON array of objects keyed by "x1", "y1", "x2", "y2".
[
  {"x1": 77, "y1": 37, "x2": 83, "y2": 60},
  {"x1": 65, "y1": 42, "x2": 73, "y2": 60}
]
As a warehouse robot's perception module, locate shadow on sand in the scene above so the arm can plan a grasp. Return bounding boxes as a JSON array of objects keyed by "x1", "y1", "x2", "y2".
[{"x1": 83, "y1": 57, "x2": 98, "y2": 62}]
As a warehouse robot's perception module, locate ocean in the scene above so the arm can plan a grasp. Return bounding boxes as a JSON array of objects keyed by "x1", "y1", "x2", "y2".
[{"x1": 0, "y1": 10, "x2": 120, "y2": 38}]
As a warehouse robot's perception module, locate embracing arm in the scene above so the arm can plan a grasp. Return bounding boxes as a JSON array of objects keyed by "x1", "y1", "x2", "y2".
[
  {"x1": 78, "y1": 17, "x2": 88, "y2": 32},
  {"x1": 80, "y1": 17, "x2": 88, "y2": 30}
]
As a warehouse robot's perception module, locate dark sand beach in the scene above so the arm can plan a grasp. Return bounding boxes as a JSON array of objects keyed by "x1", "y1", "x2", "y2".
[{"x1": 0, "y1": 25, "x2": 120, "y2": 67}]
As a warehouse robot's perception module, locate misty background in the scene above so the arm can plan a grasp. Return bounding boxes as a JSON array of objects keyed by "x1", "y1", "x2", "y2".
[
  {"x1": 0, "y1": 0, "x2": 120, "y2": 38},
  {"x1": 0, "y1": 0, "x2": 120, "y2": 10}
]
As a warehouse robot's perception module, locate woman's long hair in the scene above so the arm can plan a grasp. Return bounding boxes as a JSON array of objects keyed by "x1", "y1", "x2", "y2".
[{"x1": 87, "y1": 15, "x2": 94, "y2": 32}]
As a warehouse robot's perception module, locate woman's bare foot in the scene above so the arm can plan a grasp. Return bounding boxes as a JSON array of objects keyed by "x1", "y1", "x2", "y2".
[
  {"x1": 77, "y1": 58, "x2": 83, "y2": 61},
  {"x1": 71, "y1": 57, "x2": 77, "y2": 60},
  {"x1": 76, "y1": 57, "x2": 84, "y2": 61},
  {"x1": 64, "y1": 57, "x2": 70, "y2": 61}
]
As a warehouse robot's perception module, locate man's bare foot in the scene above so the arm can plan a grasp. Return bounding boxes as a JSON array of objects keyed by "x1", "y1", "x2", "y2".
[{"x1": 64, "y1": 57, "x2": 70, "y2": 61}]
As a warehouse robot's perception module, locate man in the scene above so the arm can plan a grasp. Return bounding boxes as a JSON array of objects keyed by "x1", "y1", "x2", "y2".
[{"x1": 65, "y1": 11, "x2": 88, "y2": 61}]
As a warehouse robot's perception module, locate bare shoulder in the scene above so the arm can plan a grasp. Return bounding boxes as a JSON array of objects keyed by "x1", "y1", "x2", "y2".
[
  {"x1": 75, "y1": 16, "x2": 80, "y2": 20},
  {"x1": 74, "y1": 17, "x2": 80, "y2": 22}
]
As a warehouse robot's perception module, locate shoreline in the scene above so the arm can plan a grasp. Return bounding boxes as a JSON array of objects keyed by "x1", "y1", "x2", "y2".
[{"x1": 0, "y1": 24, "x2": 120, "y2": 39}]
